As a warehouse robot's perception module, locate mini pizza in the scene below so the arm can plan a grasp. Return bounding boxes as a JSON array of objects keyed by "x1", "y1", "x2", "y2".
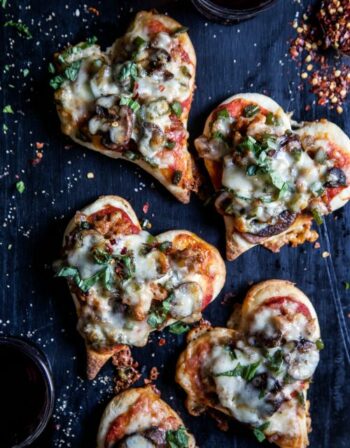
[
  {"x1": 97, "y1": 386, "x2": 197, "y2": 448},
  {"x1": 55, "y1": 196, "x2": 225, "y2": 379},
  {"x1": 195, "y1": 93, "x2": 350, "y2": 260},
  {"x1": 176, "y1": 280, "x2": 323, "y2": 447},
  {"x1": 51, "y1": 11, "x2": 198, "y2": 203}
]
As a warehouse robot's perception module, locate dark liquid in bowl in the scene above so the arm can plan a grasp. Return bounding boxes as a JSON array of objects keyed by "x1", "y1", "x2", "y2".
[{"x1": 0, "y1": 345, "x2": 47, "y2": 447}]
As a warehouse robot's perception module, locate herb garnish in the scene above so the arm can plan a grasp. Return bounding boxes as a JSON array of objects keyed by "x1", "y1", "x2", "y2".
[
  {"x1": 166, "y1": 426, "x2": 189, "y2": 448},
  {"x1": 120, "y1": 96, "x2": 140, "y2": 112},
  {"x1": 252, "y1": 422, "x2": 270, "y2": 442},
  {"x1": 244, "y1": 104, "x2": 260, "y2": 118},
  {"x1": 171, "y1": 26, "x2": 189, "y2": 36},
  {"x1": 118, "y1": 61, "x2": 138, "y2": 81},
  {"x1": 315, "y1": 339, "x2": 324, "y2": 350},
  {"x1": 1, "y1": 0, "x2": 7, "y2": 8},
  {"x1": 3, "y1": 105, "x2": 14, "y2": 114},
  {"x1": 56, "y1": 265, "x2": 111, "y2": 293},
  {"x1": 266, "y1": 112, "x2": 279, "y2": 126},
  {"x1": 4, "y1": 21, "x2": 32, "y2": 38},
  {"x1": 169, "y1": 322, "x2": 190, "y2": 335},
  {"x1": 16, "y1": 180, "x2": 25, "y2": 193},
  {"x1": 147, "y1": 293, "x2": 174, "y2": 328},
  {"x1": 215, "y1": 360, "x2": 261, "y2": 382},
  {"x1": 217, "y1": 108, "x2": 229, "y2": 119},
  {"x1": 312, "y1": 209, "x2": 323, "y2": 226},
  {"x1": 171, "y1": 101, "x2": 183, "y2": 117},
  {"x1": 3, "y1": 123, "x2": 8, "y2": 134},
  {"x1": 266, "y1": 349, "x2": 284, "y2": 375}
]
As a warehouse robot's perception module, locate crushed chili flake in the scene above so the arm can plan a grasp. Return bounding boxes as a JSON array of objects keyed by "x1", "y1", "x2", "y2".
[
  {"x1": 87, "y1": 6, "x2": 100, "y2": 16},
  {"x1": 112, "y1": 346, "x2": 141, "y2": 394},
  {"x1": 290, "y1": 2, "x2": 350, "y2": 112},
  {"x1": 158, "y1": 337, "x2": 166, "y2": 346},
  {"x1": 31, "y1": 151, "x2": 43, "y2": 166},
  {"x1": 142, "y1": 202, "x2": 150, "y2": 214},
  {"x1": 35, "y1": 142, "x2": 44, "y2": 149},
  {"x1": 314, "y1": 242, "x2": 321, "y2": 249}
]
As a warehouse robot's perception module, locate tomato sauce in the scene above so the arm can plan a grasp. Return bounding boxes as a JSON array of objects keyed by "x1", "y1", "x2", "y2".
[{"x1": 264, "y1": 296, "x2": 312, "y2": 318}]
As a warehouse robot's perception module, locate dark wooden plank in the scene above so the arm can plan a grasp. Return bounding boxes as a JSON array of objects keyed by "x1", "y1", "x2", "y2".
[{"x1": 0, "y1": 0, "x2": 349, "y2": 447}]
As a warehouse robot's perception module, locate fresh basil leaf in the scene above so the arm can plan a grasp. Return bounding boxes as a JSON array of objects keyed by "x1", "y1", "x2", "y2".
[
  {"x1": 266, "y1": 112, "x2": 279, "y2": 126},
  {"x1": 278, "y1": 182, "x2": 290, "y2": 199},
  {"x1": 78, "y1": 268, "x2": 106, "y2": 292},
  {"x1": 50, "y1": 75, "x2": 65, "y2": 90},
  {"x1": 119, "y1": 96, "x2": 140, "y2": 112},
  {"x1": 238, "y1": 135, "x2": 258, "y2": 153},
  {"x1": 118, "y1": 61, "x2": 138, "y2": 81},
  {"x1": 253, "y1": 422, "x2": 270, "y2": 442},
  {"x1": 223, "y1": 345, "x2": 237, "y2": 360},
  {"x1": 158, "y1": 241, "x2": 172, "y2": 252},
  {"x1": 56, "y1": 266, "x2": 80, "y2": 279},
  {"x1": 266, "y1": 349, "x2": 284, "y2": 375},
  {"x1": 243, "y1": 104, "x2": 260, "y2": 118},
  {"x1": 93, "y1": 249, "x2": 112, "y2": 264},
  {"x1": 217, "y1": 108, "x2": 229, "y2": 119},
  {"x1": 64, "y1": 60, "x2": 81, "y2": 82},
  {"x1": 16, "y1": 180, "x2": 25, "y2": 193},
  {"x1": 215, "y1": 361, "x2": 260, "y2": 381},
  {"x1": 166, "y1": 426, "x2": 189, "y2": 448},
  {"x1": 3, "y1": 104, "x2": 14, "y2": 114},
  {"x1": 147, "y1": 312, "x2": 165, "y2": 328},
  {"x1": 133, "y1": 36, "x2": 146, "y2": 48},
  {"x1": 4, "y1": 20, "x2": 32, "y2": 38},
  {"x1": 169, "y1": 322, "x2": 190, "y2": 335}
]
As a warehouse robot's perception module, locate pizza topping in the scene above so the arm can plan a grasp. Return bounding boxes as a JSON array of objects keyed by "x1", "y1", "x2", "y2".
[
  {"x1": 115, "y1": 426, "x2": 189, "y2": 448},
  {"x1": 196, "y1": 99, "x2": 349, "y2": 235},
  {"x1": 53, "y1": 15, "x2": 194, "y2": 174},
  {"x1": 55, "y1": 209, "x2": 216, "y2": 348},
  {"x1": 203, "y1": 296, "x2": 320, "y2": 435}
]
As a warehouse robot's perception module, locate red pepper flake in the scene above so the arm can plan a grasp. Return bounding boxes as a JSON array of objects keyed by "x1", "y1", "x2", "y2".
[
  {"x1": 158, "y1": 337, "x2": 166, "y2": 347},
  {"x1": 289, "y1": 2, "x2": 350, "y2": 113},
  {"x1": 35, "y1": 142, "x2": 44, "y2": 149},
  {"x1": 31, "y1": 151, "x2": 43, "y2": 166},
  {"x1": 88, "y1": 6, "x2": 100, "y2": 16},
  {"x1": 142, "y1": 202, "x2": 150, "y2": 214}
]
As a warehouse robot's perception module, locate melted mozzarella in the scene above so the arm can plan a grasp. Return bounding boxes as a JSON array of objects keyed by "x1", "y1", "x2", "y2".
[
  {"x1": 120, "y1": 435, "x2": 155, "y2": 448},
  {"x1": 67, "y1": 233, "x2": 104, "y2": 279}
]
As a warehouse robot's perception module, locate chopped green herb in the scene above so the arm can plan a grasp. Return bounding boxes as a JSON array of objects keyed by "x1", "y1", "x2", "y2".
[
  {"x1": 312, "y1": 209, "x2": 323, "y2": 226},
  {"x1": 253, "y1": 422, "x2": 270, "y2": 442},
  {"x1": 1, "y1": 0, "x2": 7, "y2": 8},
  {"x1": 212, "y1": 131, "x2": 225, "y2": 141},
  {"x1": 223, "y1": 345, "x2": 237, "y2": 360},
  {"x1": 262, "y1": 134, "x2": 278, "y2": 151},
  {"x1": 49, "y1": 75, "x2": 66, "y2": 90},
  {"x1": 316, "y1": 339, "x2": 324, "y2": 350},
  {"x1": 215, "y1": 361, "x2": 261, "y2": 382},
  {"x1": 266, "y1": 349, "x2": 284, "y2": 375},
  {"x1": 16, "y1": 180, "x2": 25, "y2": 193},
  {"x1": 238, "y1": 135, "x2": 258, "y2": 153},
  {"x1": 266, "y1": 112, "x2": 279, "y2": 126},
  {"x1": 124, "y1": 150, "x2": 140, "y2": 161},
  {"x1": 169, "y1": 322, "x2": 190, "y2": 335},
  {"x1": 80, "y1": 221, "x2": 91, "y2": 230},
  {"x1": 3, "y1": 104, "x2": 14, "y2": 114},
  {"x1": 133, "y1": 35, "x2": 146, "y2": 48},
  {"x1": 172, "y1": 170, "x2": 182, "y2": 185},
  {"x1": 180, "y1": 65, "x2": 191, "y2": 78},
  {"x1": 119, "y1": 96, "x2": 140, "y2": 112},
  {"x1": 3, "y1": 123, "x2": 8, "y2": 134},
  {"x1": 166, "y1": 426, "x2": 189, "y2": 448},
  {"x1": 243, "y1": 104, "x2": 260, "y2": 118},
  {"x1": 310, "y1": 182, "x2": 325, "y2": 197},
  {"x1": 278, "y1": 182, "x2": 290, "y2": 199},
  {"x1": 93, "y1": 249, "x2": 112, "y2": 265},
  {"x1": 171, "y1": 101, "x2": 183, "y2": 117},
  {"x1": 64, "y1": 60, "x2": 81, "y2": 82},
  {"x1": 22, "y1": 68, "x2": 29, "y2": 77},
  {"x1": 217, "y1": 108, "x2": 229, "y2": 119},
  {"x1": 172, "y1": 26, "x2": 189, "y2": 36},
  {"x1": 345, "y1": 282, "x2": 350, "y2": 290},
  {"x1": 118, "y1": 61, "x2": 138, "y2": 81},
  {"x1": 4, "y1": 20, "x2": 32, "y2": 38},
  {"x1": 158, "y1": 241, "x2": 172, "y2": 252},
  {"x1": 148, "y1": 293, "x2": 174, "y2": 328},
  {"x1": 85, "y1": 36, "x2": 98, "y2": 45},
  {"x1": 48, "y1": 63, "x2": 56, "y2": 74}
]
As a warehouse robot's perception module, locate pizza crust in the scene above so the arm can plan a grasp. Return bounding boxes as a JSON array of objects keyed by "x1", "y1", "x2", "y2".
[
  {"x1": 59, "y1": 195, "x2": 226, "y2": 379},
  {"x1": 54, "y1": 11, "x2": 199, "y2": 204},
  {"x1": 176, "y1": 280, "x2": 321, "y2": 448},
  {"x1": 96, "y1": 386, "x2": 197, "y2": 448},
  {"x1": 195, "y1": 93, "x2": 350, "y2": 260}
]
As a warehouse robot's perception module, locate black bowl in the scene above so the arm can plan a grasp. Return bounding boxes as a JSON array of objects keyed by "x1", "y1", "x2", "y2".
[
  {"x1": 0, "y1": 336, "x2": 55, "y2": 447},
  {"x1": 191, "y1": 0, "x2": 278, "y2": 23}
]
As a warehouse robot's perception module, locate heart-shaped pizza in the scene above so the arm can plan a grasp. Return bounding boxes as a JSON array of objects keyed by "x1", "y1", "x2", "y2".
[
  {"x1": 55, "y1": 196, "x2": 225, "y2": 379},
  {"x1": 97, "y1": 386, "x2": 197, "y2": 448},
  {"x1": 195, "y1": 93, "x2": 350, "y2": 260},
  {"x1": 176, "y1": 280, "x2": 322, "y2": 447},
  {"x1": 51, "y1": 11, "x2": 198, "y2": 203}
]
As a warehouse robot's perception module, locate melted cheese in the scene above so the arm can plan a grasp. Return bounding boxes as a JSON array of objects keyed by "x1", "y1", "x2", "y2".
[{"x1": 121, "y1": 435, "x2": 155, "y2": 448}]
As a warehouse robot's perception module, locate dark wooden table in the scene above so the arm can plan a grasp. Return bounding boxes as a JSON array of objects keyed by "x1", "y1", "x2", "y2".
[{"x1": 1, "y1": 0, "x2": 349, "y2": 446}]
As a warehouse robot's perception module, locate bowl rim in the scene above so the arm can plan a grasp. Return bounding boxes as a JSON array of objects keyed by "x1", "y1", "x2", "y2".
[{"x1": 0, "y1": 335, "x2": 55, "y2": 447}]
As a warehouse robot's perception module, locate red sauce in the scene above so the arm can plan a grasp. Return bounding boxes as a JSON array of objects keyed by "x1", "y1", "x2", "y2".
[
  {"x1": 264, "y1": 296, "x2": 312, "y2": 318},
  {"x1": 148, "y1": 19, "x2": 168, "y2": 35},
  {"x1": 88, "y1": 206, "x2": 140, "y2": 235},
  {"x1": 326, "y1": 185, "x2": 346, "y2": 203}
]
